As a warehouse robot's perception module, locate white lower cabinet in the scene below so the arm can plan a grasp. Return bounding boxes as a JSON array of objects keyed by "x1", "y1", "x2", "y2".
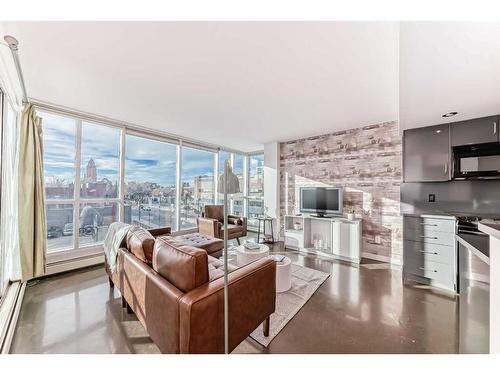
[{"x1": 403, "y1": 215, "x2": 457, "y2": 292}]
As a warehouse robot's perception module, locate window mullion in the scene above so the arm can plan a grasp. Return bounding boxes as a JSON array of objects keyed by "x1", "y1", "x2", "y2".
[
  {"x1": 214, "y1": 151, "x2": 219, "y2": 205},
  {"x1": 244, "y1": 155, "x2": 249, "y2": 219},
  {"x1": 119, "y1": 127, "x2": 126, "y2": 222},
  {"x1": 176, "y1": 142, "x2": 182, "y2": 231},
  {"x1": 73, "y1": 119, "x2": 82, "y2": 250}
]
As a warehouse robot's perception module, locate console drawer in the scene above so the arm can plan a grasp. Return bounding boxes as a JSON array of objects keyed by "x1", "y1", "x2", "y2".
[
  {"x1": 403, "y1": 240, "x2": 455, "y2": 265},
  {"x1": 404, "y1": 257, "x2": 456, "y2": 289},
  {"x1": 403, "y1": 227, "x2": 455, "y2": 246},
  {"x1": 404, "y1": 216, "x2": 456, "y2": 234}
]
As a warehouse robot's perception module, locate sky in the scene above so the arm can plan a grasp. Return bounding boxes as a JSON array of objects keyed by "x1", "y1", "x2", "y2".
[{"x1": 41, "y1": 111, "x2": 246, "y2": 189}]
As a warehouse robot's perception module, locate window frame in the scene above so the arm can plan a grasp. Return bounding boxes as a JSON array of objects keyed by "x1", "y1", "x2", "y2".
[
  {"x1": 179, "y1": 145, "x2": 217, "y2": 230},
  {"x1": 37, "y1": 104, "x2": 264, "y2": 266},
  {"x1": 42, "y1": 110, "x2": 125, "y2": 263},
  {"x1": 123, "y1": 131, "x2": 179, "y2": 231}
]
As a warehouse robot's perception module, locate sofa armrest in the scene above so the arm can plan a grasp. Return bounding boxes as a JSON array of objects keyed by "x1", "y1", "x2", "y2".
[
  {"x1": 178, "y1": 258, "x2": 276, "y2": 353},
  {"x1": 148, "y1": 226, "x2": 171, "y2": 238},
  {"x1": 197, "y1": 217, "x2": 221, "y2": 238}
]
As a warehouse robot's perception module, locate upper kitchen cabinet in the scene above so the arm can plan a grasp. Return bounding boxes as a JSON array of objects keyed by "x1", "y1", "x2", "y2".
[
  {"x1": 451, "y1": 116, "x2": 499, "y2": 146},
  {"x1": 403, "y1": 123, "x2": 451, "y2": 182}
]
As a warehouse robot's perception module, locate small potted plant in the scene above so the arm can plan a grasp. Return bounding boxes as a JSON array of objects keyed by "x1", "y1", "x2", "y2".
[{"x1": 346, "y1": 207, "x2": 355, "y2": 221}]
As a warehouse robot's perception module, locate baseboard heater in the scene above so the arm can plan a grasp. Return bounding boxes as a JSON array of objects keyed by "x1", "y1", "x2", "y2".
[{"x1": 0, "y1": 281, "x2": 26, "y2": 354}]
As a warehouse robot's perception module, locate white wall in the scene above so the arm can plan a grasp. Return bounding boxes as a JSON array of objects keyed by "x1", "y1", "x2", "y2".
[
  {"x1": 400, "y1": 22, "x2": 500, "y2": 131},
  {"x1": 263, "y1": 142, "x2": 280, "y2": 239}
]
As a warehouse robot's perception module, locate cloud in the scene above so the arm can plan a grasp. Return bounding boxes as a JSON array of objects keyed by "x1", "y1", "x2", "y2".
[{"x1": 40, "y1": 112, "x2": 250, "y2": 190}]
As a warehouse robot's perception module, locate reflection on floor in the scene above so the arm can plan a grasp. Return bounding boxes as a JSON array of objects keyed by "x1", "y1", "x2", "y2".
[{"x1": 10, "y1": 239, "x2": 489, "y2": 354}]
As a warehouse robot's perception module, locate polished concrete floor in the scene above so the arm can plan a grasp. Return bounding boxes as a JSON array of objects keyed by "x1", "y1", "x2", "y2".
[{"x1": 10, "y1": 240, "x2": 489, "y2": 354}]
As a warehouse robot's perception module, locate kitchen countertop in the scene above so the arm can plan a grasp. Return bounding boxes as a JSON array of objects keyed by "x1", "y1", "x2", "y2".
[
  {"x1": 456, "y1": 233, "x2": 490, "y2": 265},
  {"x1": 402, "y1": 211, "x2": 500, "y2": 219},
  {"x1": 401, "y1": 212, "x2": 457, "y2": 219},
  {"x1": 478, "y1": 223, "x2": 500, "y2": 240}
]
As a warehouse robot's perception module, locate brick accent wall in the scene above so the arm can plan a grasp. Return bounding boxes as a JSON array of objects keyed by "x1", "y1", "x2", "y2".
[{"x1": 280, "y1": 121, "x2": 403, "y2": 263}]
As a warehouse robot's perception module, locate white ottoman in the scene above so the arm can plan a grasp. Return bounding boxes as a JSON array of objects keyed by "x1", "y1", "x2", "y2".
[
  {"x1": 236, "y1": 244, "x2": 270, "y2": 266},
  {"x1": 275, "y1": 256, "x2": 292, "y2": 293}
]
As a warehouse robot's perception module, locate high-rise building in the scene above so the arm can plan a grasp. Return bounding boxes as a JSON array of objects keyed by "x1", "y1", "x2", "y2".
[{"x1": 85, "y1": 158, "x2": 97, "y2": 183}]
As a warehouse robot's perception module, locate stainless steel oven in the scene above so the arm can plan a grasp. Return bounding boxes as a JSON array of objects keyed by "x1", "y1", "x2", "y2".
[{"x1": 453, "y1": 142, "x2": 500, "y2": 180}]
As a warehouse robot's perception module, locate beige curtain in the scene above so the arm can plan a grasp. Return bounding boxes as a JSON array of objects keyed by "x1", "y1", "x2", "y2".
[{"x1": 18, "y1": 104, "x2": 46, "y2": 280}]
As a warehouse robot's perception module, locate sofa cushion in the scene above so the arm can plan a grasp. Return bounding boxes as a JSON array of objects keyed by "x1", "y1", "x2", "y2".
[
  {"x1": 126, "y1": 226, "x2": 155, "y2": 264},
  {"x1": 207, "y1": 255, "x2": 238, "y2": 281},
  {"x1": 152, "y1": 237, "x2": 209, "y2": 293},
  {"x1": 161, "y1": 233, "x2": 224, "y2": 256}
]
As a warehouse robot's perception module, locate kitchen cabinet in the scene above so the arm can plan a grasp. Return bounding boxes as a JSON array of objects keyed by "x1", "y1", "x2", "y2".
[
  {"x1": 403, "y1": 215, "x2": 457, "y2": 292},
  {"x1": 403, "y1": 123, "x2": 451, "y2": 182},
  {"x1": 451, "y1": 116, "x2": 499, "y2": 146}
]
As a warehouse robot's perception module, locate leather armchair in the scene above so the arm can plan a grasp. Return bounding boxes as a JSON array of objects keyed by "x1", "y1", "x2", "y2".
[{"x1": 198, "y1": 205, "x2": 247, "y2": 244}]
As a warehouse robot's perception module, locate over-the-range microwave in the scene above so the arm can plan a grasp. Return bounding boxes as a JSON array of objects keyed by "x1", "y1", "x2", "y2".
[{"x1": 453, "y1": 142, "x2": 500, "y2": 180}]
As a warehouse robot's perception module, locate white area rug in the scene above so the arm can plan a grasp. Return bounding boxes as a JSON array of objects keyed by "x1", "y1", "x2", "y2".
[{"x1": 249, "y1": 263, "x2": 330, "y2": 347}]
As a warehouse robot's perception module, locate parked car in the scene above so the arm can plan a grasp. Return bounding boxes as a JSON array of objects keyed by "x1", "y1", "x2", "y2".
[
  {"x1": 47, "y1": 226, "x2": 62, "y2": 239},
  {"x1": 63, "y1": 223, "x2": 73, "y2": 236}
]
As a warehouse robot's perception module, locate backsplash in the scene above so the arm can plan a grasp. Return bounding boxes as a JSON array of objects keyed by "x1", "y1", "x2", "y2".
[
  {"x1": 401, "y1": 180, "x2": 500, "y2": 216},
  {"x1": 280, "y1": 121, "x2": 403, "y2": 263}
]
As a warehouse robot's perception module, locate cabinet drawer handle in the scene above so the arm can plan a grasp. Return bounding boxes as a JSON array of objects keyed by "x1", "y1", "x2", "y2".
[
  {"x1": 420, "y1": 235, "x2": 438, "y2": 239},
  {"x1": 420, "y1": 223, "x2": 437, "y2": 226},
  {"x1": 419, "y1": 250, "x2": 438, "y2": 255},
  {"x1": 444, "y1": 161, "x2": 448, "y2": 174},
  {"x1": 419, "y1": 267, "x2": 437, "y2": 273},
  {"x1": 494, "y1": 121, "x2": 497, "y2": 135}
]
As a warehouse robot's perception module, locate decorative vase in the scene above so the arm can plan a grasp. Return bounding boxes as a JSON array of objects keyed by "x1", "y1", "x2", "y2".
[{"x1": 347, "y1": 213, "x2": 354, "y2": 221}]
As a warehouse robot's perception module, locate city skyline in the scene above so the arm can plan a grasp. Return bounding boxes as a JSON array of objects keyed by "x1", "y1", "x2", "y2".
[{"x1": 42, "y1": 112, "x2": 248, "y2": 188}]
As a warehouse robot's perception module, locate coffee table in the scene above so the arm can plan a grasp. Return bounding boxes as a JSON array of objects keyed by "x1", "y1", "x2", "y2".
[{"x1": 235, "y1": 243, "x2": 270, "y2": 266}]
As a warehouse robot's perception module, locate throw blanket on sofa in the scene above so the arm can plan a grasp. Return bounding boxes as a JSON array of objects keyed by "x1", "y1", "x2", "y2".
[{"x1": 103, "y1": 222, "x2": 130, "y2": 274}]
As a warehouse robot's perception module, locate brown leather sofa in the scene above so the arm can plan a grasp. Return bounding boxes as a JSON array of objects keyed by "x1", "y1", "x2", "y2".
[
  {"x1": 106, "y1": 225, "x2": 276, "y2": 353},
  {"x1": 198, "y1": 205, "x2": 247, "y2": 244}
]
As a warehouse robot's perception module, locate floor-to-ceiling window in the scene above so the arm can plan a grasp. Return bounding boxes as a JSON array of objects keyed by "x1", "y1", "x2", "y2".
[
  {"x1": 1, "y1": 95, "x2": 20, "y2": 293},
  {"x1": 124, "y1": 134, "x2": 178, "y2": 231},
  {"x1": 78, "y1": 121, "x2": 121, "y2": 246},
  {"x1": 180, "y1": 146, "x2": 215, "y2": 230},
  {"x1": 42, "y1": 111, "x2": 77, "y2": 252},
  {"x1": 41, "y1": 111, "x2": 123, "y2": 254},
  {"x1": 0, "y1": 91, "x2": 4, "y2": 298},
  {"x1": 248, "y1": 153, "x2": 264, "y2": 227},
  {"x1": 39, "y1": 106, "x2": 263, "y2": 265}
]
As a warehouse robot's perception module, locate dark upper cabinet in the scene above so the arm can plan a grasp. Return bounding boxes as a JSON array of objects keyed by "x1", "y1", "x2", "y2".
[
  {"x1": 450, "y1": 116, "x2": 499, "y2": 146},
  {"x1": 403, "y1": 123, "x2": 451, "y2": 182}
]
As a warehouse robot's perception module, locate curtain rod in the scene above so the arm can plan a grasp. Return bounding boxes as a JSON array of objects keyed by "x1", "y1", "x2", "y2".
[{"x1": 2, "y1": 35, "x2": 28, "y2": 105}]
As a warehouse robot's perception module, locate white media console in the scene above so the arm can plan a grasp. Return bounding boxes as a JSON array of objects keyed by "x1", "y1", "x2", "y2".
[{"x1": 284, "y1": 214, "x2": 362, "y2": 264}]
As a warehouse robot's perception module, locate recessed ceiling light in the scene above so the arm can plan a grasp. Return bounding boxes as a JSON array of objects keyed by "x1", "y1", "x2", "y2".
[{"x1": 442, "y1": 111, "x2": 458, "y2": 118}]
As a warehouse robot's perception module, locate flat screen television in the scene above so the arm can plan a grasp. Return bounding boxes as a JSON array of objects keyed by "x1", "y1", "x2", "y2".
[{"x1": 299, "y1": 187, "x2": 343, "y2": 216}]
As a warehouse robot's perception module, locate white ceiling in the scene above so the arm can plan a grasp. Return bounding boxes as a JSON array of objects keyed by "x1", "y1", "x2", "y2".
[
  {"x1": 1, "y1": 21, "x2": 399, "y2": 152},
  {"x1": 400, "y1": 22, "x2": 500, "y2": 130},
  {"x1": 1, "y1": 21, "x2": 499, "y2": 152}
]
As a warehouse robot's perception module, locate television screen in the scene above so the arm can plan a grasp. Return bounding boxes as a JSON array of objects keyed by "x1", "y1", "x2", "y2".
[{"x1": 300, "y1": 187, "x2": 342, "y2": 215}]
